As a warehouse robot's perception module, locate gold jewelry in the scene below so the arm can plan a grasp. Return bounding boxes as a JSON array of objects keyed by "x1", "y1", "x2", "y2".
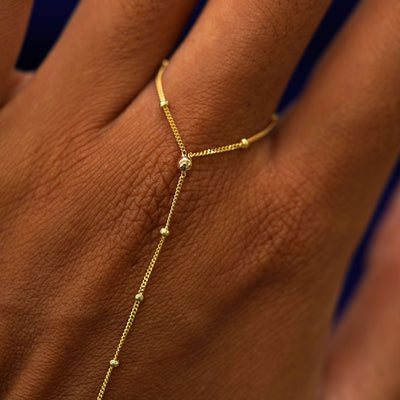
[{"x1": 96, "y1": 59, "x2": 279, "y2": 399}]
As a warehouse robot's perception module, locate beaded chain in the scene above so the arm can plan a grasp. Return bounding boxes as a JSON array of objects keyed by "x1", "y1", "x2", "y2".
[{"x1": 96, "y1": 59, "x2": 279, "y2": 399}]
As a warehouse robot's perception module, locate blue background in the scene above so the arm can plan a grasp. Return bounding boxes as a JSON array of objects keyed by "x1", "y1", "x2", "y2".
[{"x1": 17, "y1": 0, "x2": 400, "y2": 314}]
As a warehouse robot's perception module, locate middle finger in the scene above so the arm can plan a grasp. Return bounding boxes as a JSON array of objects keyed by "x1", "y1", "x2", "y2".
[
  {"x1": 14, "y1": 0, "x2": 198, "y2": 128},
  {"x1": 156, "y1": 0, "x2": 333, "y2": 148}
]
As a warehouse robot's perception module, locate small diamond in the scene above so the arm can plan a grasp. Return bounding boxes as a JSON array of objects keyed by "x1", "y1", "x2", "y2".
[{"x1": 178, "y1": 156, "x2": 192, "y2": 172}]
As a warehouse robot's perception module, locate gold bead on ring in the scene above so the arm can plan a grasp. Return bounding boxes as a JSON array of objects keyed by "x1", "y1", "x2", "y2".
[
  {"x1": 160, "y1": 100, "x2": 169, "y2": 108},
  {"x1": 240, "y1": 138, "x2": 249, "y2": 149}
]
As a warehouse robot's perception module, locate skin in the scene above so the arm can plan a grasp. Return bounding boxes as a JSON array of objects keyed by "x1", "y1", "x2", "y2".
[{"x1": 0, "y1": 0, "x2": 399, "y2": 398}]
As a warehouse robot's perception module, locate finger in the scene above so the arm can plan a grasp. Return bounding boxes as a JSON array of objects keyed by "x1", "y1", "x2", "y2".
[
  {"x1": 277, "y1": 0, "x2": 400, "y2": 226},
  {"x1": 0, "y1": 1, "x2": 33, "y2": 106},
  {"x1": 322, "y1": 184, "x2": 400, "y2": 400},
  {"x1": 17, "y1": 0, "x2": 199, "y2": 127},
  {"x1": 154, "y1": 0, "x2": 332, "y2": 146}
]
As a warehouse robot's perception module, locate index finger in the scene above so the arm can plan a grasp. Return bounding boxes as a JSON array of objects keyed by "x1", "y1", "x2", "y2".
[{"x1": 0, "y1": 0, "x2": 33, "y2": 106}]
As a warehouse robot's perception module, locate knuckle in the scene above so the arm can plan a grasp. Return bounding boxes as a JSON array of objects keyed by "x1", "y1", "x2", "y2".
[{"x1": 102, "y1": 0, "x2": 177, "y2": 55}]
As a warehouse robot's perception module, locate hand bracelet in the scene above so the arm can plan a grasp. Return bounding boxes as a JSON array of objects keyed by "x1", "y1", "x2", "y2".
[{"x1": 96, "y1": 59, "x2": 279, "y2": 399}]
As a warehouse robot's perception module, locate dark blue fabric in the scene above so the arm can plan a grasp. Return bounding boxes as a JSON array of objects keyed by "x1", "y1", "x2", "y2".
[{"x1": 17, "y1": 0, "x2": 400, "y2": 315}]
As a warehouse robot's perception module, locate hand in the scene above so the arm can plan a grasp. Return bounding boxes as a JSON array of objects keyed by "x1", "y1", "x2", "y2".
[{"x1": 0, "y1": 0, "x2": 399, "y2": 399}]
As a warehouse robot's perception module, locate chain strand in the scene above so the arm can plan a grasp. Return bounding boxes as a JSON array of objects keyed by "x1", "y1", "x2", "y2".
[
  {"x1": 165, "y1": 171, "x2": 186, "y2": 230},
  {"x1": 96, "y1": 59, "x2": 279, "y2": 399},
  {"x1": 155, "y1": 60, "x2": 187, "y2": 155},
  {"x1": 188, "y1": 143, "x2": 242, "y2": 158}
]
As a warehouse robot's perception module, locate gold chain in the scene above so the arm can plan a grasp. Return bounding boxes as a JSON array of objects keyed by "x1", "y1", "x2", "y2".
[{"x1": 96, "y1": 59, "x2": 279, "y2": 399}]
